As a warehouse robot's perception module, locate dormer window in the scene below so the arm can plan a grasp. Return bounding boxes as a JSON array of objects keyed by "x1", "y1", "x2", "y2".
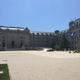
[
  {"x1": 46, "y1": 34, "x2": 48, "y2": 36},
  {"x1": 42, "y1": 33, "x2": 43, "y2": 35},
  {"x1": 64, "y1": 31, "x2": 66, "y2": 33},
  {"x1": 37, "y1": 33, "x2": 39, "y2": 35},
  {"x1": 50, "y1": 34, "x2": 52, "y2": 36},
  {"x1": 32, "y1": 33, "x2": 35, "y2": 35},
  {"x1": 77, "y1": 22, "x2": 78, "y2": 25}
]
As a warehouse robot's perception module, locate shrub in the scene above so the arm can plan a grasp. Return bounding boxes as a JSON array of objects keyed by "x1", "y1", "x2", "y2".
[
  {"x1": 73, "y1": 51, "x2": 75, "y2": 53},
  {"x1": 36, "y1": 47, "x2": 44, "y2": 51},
  {"x1": 69, "y1": 51, "x2": 71, "y2": 53},
  {"x1": 47, "y1": 49, "x2": 54, "y2": 52},
  {"x1": 73, "y1": 49, "x2": 80, "y2": 53},
  {"x1": 25, "y1": 48, "x2": 37, "y2": 50},
  {"x1": 54, "y1": 45, "x2": 60, "y2": 51},
  {"x1": 0, "y1": 48, "x2": 5, "y2": 51},
  {"x1": 25, "y1": 47, "x2": 44, "y2": 51}
]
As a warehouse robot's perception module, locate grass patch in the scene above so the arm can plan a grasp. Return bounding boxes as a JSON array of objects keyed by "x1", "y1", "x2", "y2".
[{"x1": 0, "y1": 64, "x2": 10, "y2": 80}]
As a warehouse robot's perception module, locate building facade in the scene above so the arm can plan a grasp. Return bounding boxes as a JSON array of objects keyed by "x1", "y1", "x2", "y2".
[
  {"x1": 0, "y1": 26, "x2": 30, "y2": 49},
  {"x1": 30, "y1": 31, "x2": 54, "y2": 47},
  {"x1": 68, "y1": 18, "x2": 80, "y2": 49},
  {"x1": 0, "y1": 18, "x2": 80, "y2": 50}
]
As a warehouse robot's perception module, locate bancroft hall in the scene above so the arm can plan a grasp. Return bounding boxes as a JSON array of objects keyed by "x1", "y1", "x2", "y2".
[{"x1": 0, "y1": 18, "x2": 80, "y2": 50}]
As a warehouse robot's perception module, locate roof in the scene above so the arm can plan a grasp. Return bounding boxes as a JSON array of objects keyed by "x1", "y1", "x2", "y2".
[
  {"x1": 30, "y1": 29, "x2": 69, "y2": 36},
  {"x1": 75, "y1": 18, "x2": 80, "y2": 21},
  {"x1": 30, "y1": 31, "x2": 54, "y2": 36},
  {"x1": 0, "y1": 26, "x2": 25, "y2": 31}
]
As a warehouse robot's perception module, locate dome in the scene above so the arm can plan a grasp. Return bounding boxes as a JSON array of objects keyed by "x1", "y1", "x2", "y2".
[{"x1": 69, "y1": 20, "x2": 75, "y2": 26}]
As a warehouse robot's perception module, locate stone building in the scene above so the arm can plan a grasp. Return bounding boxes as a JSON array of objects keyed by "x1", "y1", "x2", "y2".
[
  {"x1": 68, "y1": 18, "x2": 80, "y2": 49},
  {"x1": 0, "y1": 26, "x2": 30, "y2": 49},
  {"x1": 54, "y1": 18, "x2": 80, "y2": 50},
  {"x1": 30, "y1": 31, "x2": 54, "y2": 47},
  {"x1": 0, "y1": 18, "x2": 80, "y2": 50}
]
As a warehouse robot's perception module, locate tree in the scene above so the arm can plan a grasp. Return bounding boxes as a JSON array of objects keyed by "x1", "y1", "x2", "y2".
[
  {"x1": 54, "y1": 44, "x2": 60, "y2": 50},
  {"x1": 60, "y1": 34, "x2": 70, "y2": 50},
  {"x1": 55, "y1": 30, "x2": 59, "y2": 34},
  {"x1": 50, "y1": 37, "x2": 56, "y2": 49}
]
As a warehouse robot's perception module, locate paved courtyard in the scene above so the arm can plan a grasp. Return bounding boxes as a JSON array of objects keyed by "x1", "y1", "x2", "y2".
[{"x1": 0, "y1": 51, "x2": 80, "y2": 80}]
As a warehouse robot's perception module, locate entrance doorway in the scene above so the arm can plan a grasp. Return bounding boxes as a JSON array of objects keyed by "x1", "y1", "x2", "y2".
[
  {"x1": 20, "y1": 40, "x2": 23, "y2": 47},
  {"x1": 11, "y1": 41, "x2": 15, "y2": 47},
  {"x1": 2, "y1": 42, "x2": 5, "y2": 47},
  {"x1": 2, "y1": 40, "x2": 5, "y2": 47}
]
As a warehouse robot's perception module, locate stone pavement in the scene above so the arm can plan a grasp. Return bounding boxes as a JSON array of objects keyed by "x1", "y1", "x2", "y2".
[{"x1": 0, "y1": 51, "x2": 80, "y2": 80}]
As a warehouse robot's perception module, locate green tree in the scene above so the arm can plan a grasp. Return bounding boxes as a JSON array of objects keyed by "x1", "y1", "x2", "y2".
[
  {"x1": 50, "y1": 37, "x2": 56, "y2": 49},
  {"x1": 54, "y1": 44, "x2": 60, "y2": 50},
  {"x1": 60, "y1": 34, "x2": 70, "y2": 50}
]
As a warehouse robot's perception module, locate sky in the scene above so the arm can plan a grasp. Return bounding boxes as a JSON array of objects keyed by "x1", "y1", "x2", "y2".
[{"x1": 0, "y1": 0, "x2": 80, "y2": 32}]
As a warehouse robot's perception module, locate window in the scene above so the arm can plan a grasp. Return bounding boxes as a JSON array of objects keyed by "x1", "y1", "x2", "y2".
[
  {"x1": 46, "y1": 41, "x2": 48, "y2": 42},
  {"x1": 72, "y1": 26, "x2": 74, "y2": 28},
  {"x1": 77, "y1": 22, "x2": 78, "y2": 25},
  {"x1": 20, "y1": 37, "x2": 23, "y2": 39},
  {"x1": 79, "y1": 30, "x2": 80, "y2": 32},
  {"x1": 46, "y1": 34, "x2": 48, "y2": 36},
  {"x1": 33, "y1": 41, "x2": 35, "y2": 42},
  {"x1": 37, "y1": 33, "x2": 39, "y2": 35},
  {"x1": 2, "y1": 40, "x2": 5, "y2": 47},
  {"x1": 37, "y1": 41, "x2": 40, "y2": 42},
  {"x1": 71, "y1": 37, "x2": 73, "y2": 39},
  {"x1": 66, "y1": 35, "x2": 68, "y2": 37},
  {"x1": 2, "y1": 37, "x2": 5, "y2": 38},
  {"x1": 41, "y1": 33, "x2": 43, "y2": 35},
  {"x1": 47, "y1": 44, "x2": 48, "y2": 46},
  {"x1": 50, "y1": 34, "x2": 52, "y2": 36},
  {"x1": 33, "y1": 37, "x2": 35, "y2": 39},
  {"x1": 20, "y1": 40, "x2": 23, "y2": 47},
  {"x1": 76, "y1": 22, "x2": 78, "y2": 27},
  {"x1": 42, "y1": 41, "x2": 44, "y2": 42},
  {"x1": 38, "y1": 44, "x2": 39, "y2": 46},
  {"x1": 32, "y1": 33, "x2": 35, "y2": 35},
  {"x1": 33, "y1": 44, "x2": 35, "y2": 46},
  {"x1": 37, "y1": 37, "x2": 39, "y2": 39}
]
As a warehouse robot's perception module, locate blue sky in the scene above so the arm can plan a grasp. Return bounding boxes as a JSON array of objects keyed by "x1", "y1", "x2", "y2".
[{"x1": 0, "y1": 0, "x2": 80, "y2": 32}]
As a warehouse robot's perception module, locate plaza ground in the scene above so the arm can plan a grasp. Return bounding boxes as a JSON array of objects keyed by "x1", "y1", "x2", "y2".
[{"x1": 0, "y1": 50, "x2": 80, "y2": 80}]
